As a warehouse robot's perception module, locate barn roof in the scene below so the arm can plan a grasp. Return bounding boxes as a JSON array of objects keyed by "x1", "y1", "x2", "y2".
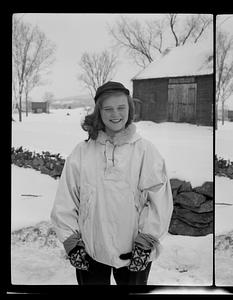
[
  {"x1": 31, "y1": 99, "x2": 48, "y2": 102},
  {"x1": 132, "y1": 41, "x2": 213, "y2": 80}
]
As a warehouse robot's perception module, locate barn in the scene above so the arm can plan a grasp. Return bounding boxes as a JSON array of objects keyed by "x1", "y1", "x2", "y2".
[
  {"x1": 31, "y1": 100, "x2": 49, "y2": 113},
  {"x1": 132, "y1": 42, "x2": 213, "y2": 126},
  {"x1": 225, "y1": 95, "x2": 233, "y2": 122}
]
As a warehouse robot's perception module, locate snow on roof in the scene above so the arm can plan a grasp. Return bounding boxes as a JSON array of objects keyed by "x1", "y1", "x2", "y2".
[
  {"x1": 31, "y1": 99, "x2": 47, "y2": 103},
  {"x1": 132, "y1": 41, "x2": 213, "y2": 80}
]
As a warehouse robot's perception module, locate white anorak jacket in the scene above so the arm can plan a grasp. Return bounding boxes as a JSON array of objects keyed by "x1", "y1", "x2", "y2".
[{"x1": 51, "y1": 123, "x2": 173, "y2": 268}]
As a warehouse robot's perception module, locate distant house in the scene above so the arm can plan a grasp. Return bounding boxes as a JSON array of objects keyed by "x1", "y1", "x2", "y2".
[
  {"x1": 228, "y1": 110, "x2": 233, "y2": 122},
  {"x1": 218, "y1": 95, "x2": 233, "y2": 122},
  {"x1": 225, "y1": 95, "x2": 233, "y2": 121},
  {"x1": 220, "y1": 97, "x2": 233, "y2": 122},
  {"x1": 31, "y1": 100, "x2": 49, "y2": 113},
  {"x1": 132, "y1": 41, "x2": 213, "y2": 126}
]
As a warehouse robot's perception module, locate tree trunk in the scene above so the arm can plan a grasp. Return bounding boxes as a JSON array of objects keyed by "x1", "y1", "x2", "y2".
[
  {"x1": 215, "y1": 102, "x2": 218, "y2": 130},
  {"x1": 25, "y1": 93, "x2": 28, "y2": 117},
  {"x1": 19, "y1": 92, "x2": 22, "y2": 122},
  {"x1": 222, "y1": 101, "x2": 224, "y2": 125}
]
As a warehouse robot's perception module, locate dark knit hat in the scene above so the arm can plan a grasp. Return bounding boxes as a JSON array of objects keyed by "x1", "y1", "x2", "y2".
[{"x1": 94, "y1": 81, "x2": 130, "y2": 102}]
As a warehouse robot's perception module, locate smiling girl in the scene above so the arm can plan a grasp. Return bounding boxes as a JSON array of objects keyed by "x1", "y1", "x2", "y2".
[{"x1": 51, "y1": 81, "x2": 173, "y2": 285}]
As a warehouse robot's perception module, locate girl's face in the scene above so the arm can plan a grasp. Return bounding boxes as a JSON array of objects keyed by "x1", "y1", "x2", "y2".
[{"x1": 100, "y1": 94, "x2": 129, "y2": 136}]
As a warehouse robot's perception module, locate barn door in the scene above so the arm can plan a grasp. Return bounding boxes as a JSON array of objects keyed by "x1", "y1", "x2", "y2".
[{"x1": 168, "y1": 83, "x2": 197, "y2": 123}]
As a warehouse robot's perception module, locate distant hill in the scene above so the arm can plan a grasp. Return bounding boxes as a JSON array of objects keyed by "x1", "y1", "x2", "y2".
[{"x1": 50, "y1": 94, "x2": 94, "y2": 109}]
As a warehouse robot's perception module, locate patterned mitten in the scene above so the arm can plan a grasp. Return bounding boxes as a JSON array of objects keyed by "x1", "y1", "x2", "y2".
[
  {"x1": 68, "y1": 245, "x2": 90, "y2": 270},
  {"x1": 127, "y1": 245, "x2": 151, "y2": 272}
]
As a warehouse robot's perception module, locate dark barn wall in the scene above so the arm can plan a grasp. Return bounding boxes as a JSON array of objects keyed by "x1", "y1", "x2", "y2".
[
  {"x1": 132, "y1": 78, "x2": 168, "y2": 122},
  {"x1": 196, "y1": 75, "x2": 213, "y2": 126},
  {"x1": 133, "y1": 74, "x2": 213, "y2": 126}
]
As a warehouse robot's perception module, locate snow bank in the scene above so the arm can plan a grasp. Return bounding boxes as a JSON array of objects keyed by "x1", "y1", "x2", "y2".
[
  {"x1": 215, "y1": 121, "x2": 233, "y2": 236},
  {"x1": 11, "y1": 165, "x2": 213, "y2": 286},
  {"x1": 216, "y1": 121, "x2": 233, "y2": 161},
  {"x1": 148, "y1": 234, "x2": 213, "y2": 286},
  {"x1": 215, "y1": 176, "x2": 233, "y2": 235},
  {"x1": 12, "y1": 108, "x2": 87, "y2": 157},
  {"x1": 11, "y1": 233, "x2": 213, "y2": 286},
  {"x1": 11, "y1": 165, "x2": 58, "y2": 231},
  {"x1": 11, "y1": 242, "x2": 77, "y2": 285},
  {"x1": 214, "y1": 120, "x2": 233, "y2": 286}
]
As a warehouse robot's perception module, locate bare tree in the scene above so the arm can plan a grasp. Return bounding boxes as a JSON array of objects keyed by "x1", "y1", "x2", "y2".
[
  {"x1": 108, "y1": 14, "x2": 212, "y2": 68},
  {"x1": 43, "y1": 91, "x2": 55, "y2": 102},
  {"x1": 216, "y1": 28, "x2": 233, "y2": 129},
  {"x1": 167, "y1": 14, "x2": 212, "y2": 46},
  {"x1": 78, "y1": 50, "x2": 117, "y2": 98},
  {"x1": 108, "y1": 16, "x2": 165, "y2": 68},
  {"x1": 24, "y1": 71, "x2": 41, "y2": 116},
  {"x1": 42, "y1": 91, "x2": 55, "y2": 113},
  {"x1": 12, "y1": 15, "x2": 56, "y2": 121}
]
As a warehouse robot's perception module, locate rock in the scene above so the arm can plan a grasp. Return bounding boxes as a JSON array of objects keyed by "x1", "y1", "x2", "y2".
[
  {"x1": 174, "y1": 191, "x2": 206, "y2": 208},
  {"x1": 179, "y1": 181, "x2": 192, "y2": 193},
  {"x1": 227, "y1": 165, "x2": 233, "y2": 176},
  {"x1": 193, "y1": 181, "x2": 213, "y2": 198},
  {"x1": 170, "y1": 178, "x2": 185, "y2": 190},
  {"x1": 215, "y1": 230, "x2": 233, "y2": 251},
  {"x1": 32, "y1": 157, "x2": 44, "y2": 167},
  {"x1": 40, "y1": 166, "x2": 50, "y2": 175},
  {"x1": 180, "y1": 199, "x2": 213, "y2": 213},
  {"x1": 169, "y1": 218, "x2": 213, "y2": 236},
  {"x1": 173, "y1": 207, "x2": 213, "y2": 224},
  {"x1": 170, "y1": 178, "x2": 185, "y2": 198},
  {"x1": 176, "y1": 216, "x2": 211, "y2": 228},
  {"x1": 50, "y1": 169, "x2": 61, "y2": 178}
]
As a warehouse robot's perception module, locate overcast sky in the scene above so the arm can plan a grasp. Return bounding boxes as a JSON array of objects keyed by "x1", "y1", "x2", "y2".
[
  {"x1": 16, "y1": 13, "x2": 213, "y2": 100},
  {"x1": 217, "y1": 14, "x2": 233, "y2": 33},
  {"x1": 18, "y1": 13, "x2": 156, "y2": 99}
]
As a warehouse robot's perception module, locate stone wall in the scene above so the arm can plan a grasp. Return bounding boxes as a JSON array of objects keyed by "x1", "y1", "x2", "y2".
[
  {"x1": 215, "y1": 155, "x2": 233, "y2": 179},
  {"x1": 11, "y1": 147, "x2": 65, "y2": 179},
  {"x1": 168, "y1": 179, "x2": 213, "y2": 236}
]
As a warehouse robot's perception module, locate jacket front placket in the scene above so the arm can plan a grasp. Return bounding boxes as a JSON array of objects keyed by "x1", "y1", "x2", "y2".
[{"x1": 104, "y1": 140, "x2": 116, "y2": 177}]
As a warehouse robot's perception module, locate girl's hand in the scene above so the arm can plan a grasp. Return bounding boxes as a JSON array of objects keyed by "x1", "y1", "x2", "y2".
[
  {"x1": 68, "y1": 245, "x2": 90, "y2": 270},
  {"x1": 127, "y1": 245, "x2": 151, "y2": 272}
]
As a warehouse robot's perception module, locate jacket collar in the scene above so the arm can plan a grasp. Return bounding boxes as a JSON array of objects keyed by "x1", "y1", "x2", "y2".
[{"x1": 96, "y1": 123, "x2": 141, "y2": 146}]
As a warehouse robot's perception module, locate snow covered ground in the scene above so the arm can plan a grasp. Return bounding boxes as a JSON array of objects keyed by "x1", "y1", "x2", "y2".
[
  {"x1": 11, "y1": 166, "x2": 213, "y2": 286},
  {"x1": 216, "y1": 121, "x2": 233, "y2": 161},
  {"x1": 215, "y1": 121, "x2": 233, "y2": 287},
  {"x1": 10, "y1": 108, "x2": 232, "y2": 289}
]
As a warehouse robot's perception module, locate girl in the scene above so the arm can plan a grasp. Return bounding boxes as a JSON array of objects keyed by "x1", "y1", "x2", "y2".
[{"x1": 51, "y1": 81, "x2": 173, "y2": 285}]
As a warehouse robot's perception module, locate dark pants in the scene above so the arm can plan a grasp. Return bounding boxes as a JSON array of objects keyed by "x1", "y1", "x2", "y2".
[{"x1": 75, "y1": 255, "x2": 152, "y2": 285}]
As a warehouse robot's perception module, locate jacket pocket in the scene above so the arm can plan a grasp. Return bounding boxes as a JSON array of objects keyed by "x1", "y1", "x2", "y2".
[{"x1": 134, "y1": 188, "x2": 147, "y2": 215}]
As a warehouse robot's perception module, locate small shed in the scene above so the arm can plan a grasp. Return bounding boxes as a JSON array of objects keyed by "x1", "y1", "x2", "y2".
[
  {"x1": 225, "y1": 95, "x2": 233, "y2": 121},
  {"x1": 132, "y1": 41, "x2": 213, "y2": 126},
  {"x1": 31, "y1": 100, "x2": 49, "y2": 113}
]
